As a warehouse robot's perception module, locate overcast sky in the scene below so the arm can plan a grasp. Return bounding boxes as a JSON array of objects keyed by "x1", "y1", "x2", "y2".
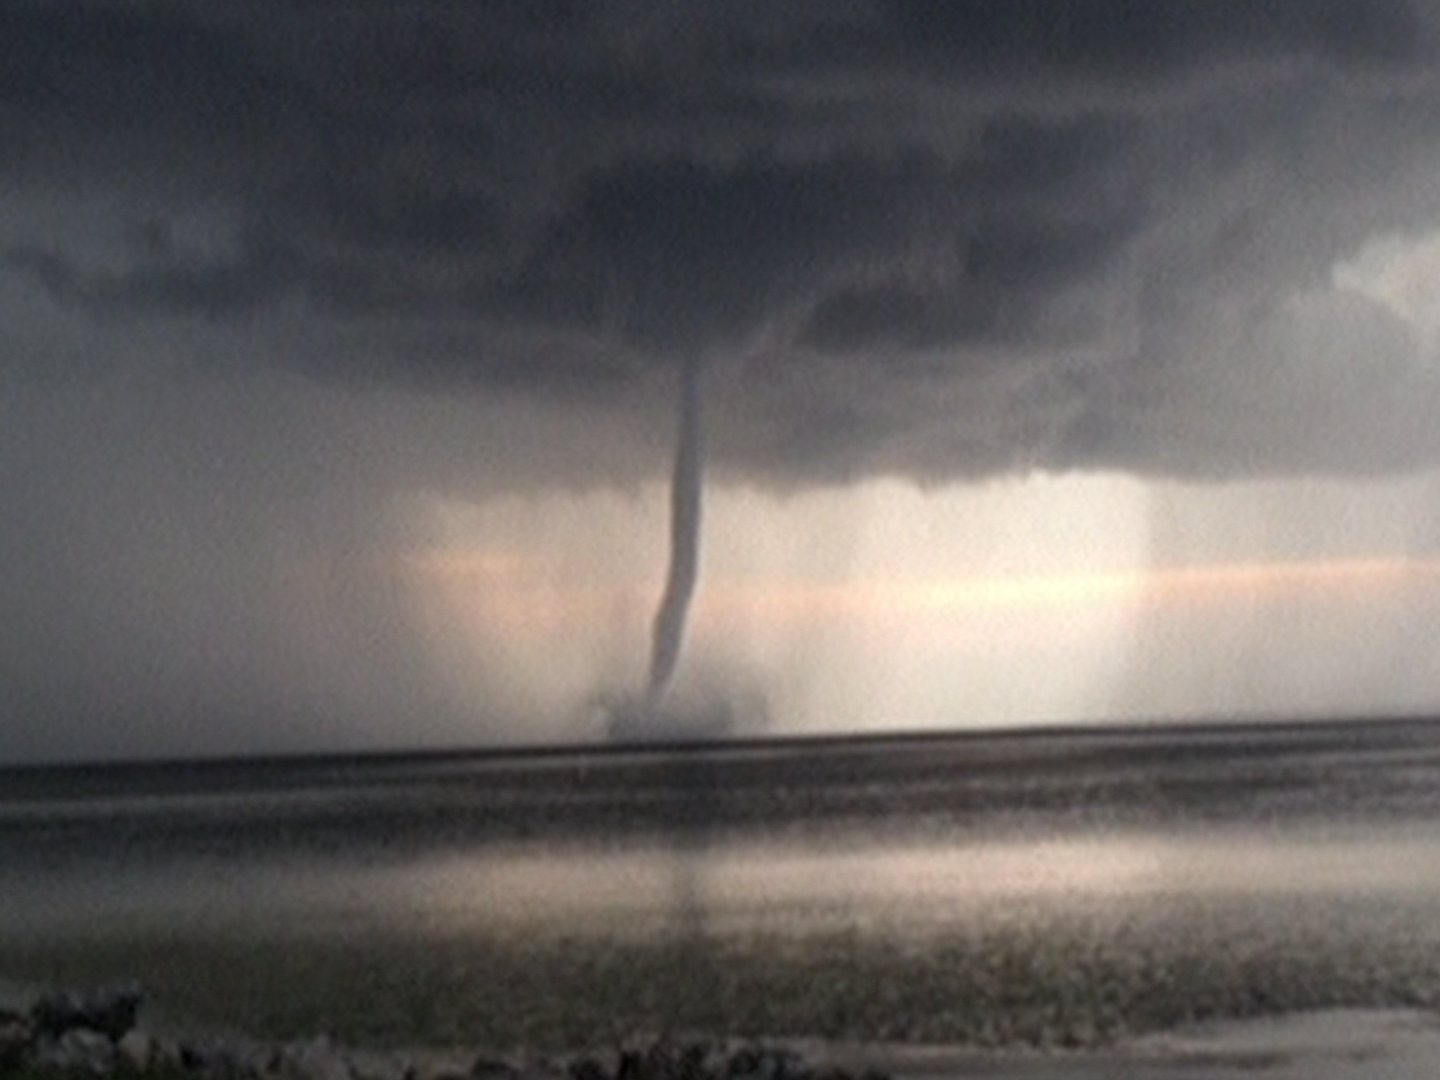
[{"x1": 7, "y1": 0, "x2": 1440, "y2": 762}]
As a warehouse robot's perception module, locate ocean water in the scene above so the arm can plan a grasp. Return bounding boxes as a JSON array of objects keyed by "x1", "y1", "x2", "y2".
[{"x1": 5, "y1": 718, "x2": 1440, "y2": 1050}]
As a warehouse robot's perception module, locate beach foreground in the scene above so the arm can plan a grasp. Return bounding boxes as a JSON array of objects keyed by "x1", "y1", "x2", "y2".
[
  {"x1": 4, "y1": 981, "x2": 1440, "y2": 1080},
  {"x1": 9, "y1": 722, "x2": 1440, "y2": 1059}
]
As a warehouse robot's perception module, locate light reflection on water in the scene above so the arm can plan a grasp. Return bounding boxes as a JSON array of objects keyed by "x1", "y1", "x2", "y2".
[
  {"x1": 321, "y1": 826, "x2": 1440, "y2": 935},
  {"x1": 9, "y1": 824, "x2": 1440, "y2": 941}
]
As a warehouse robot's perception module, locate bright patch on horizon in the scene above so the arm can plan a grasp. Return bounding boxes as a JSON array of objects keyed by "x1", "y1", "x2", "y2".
[
  {"x1": 406, "y1": 548, "x2": 1440, "y2": 620},
  {"x1": 398, "y1": 471, "x2": 1440, "y2": 738},
  {"x1": 399, "y1": 473, "x2": 1148, "y2": 733}
]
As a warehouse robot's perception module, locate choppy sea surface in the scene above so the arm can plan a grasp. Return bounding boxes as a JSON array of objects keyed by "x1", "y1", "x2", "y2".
[{"x1": 5, "y1": 717, "x2": 1440, "y2": 1050}]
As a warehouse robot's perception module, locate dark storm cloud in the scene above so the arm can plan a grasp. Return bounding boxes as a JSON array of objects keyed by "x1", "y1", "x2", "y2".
[
  {"x1": 6, "y1": 0, "x2": 1440, "y2": 482},
  {"x1": 527, "y1": 151, "x2": 963, "y2": 349},
  {"x1": 0, "y1": 4, "x2": 284, "y2": 127},
  {"x1": 6, "y1": 237, "x2": 286, "y2": 320},
  {"x1": 880, "y1": 0, "x2": 1424, "y2": 73}
]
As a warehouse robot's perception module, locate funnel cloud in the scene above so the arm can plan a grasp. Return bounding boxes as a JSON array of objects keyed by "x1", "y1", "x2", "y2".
[{"x1": 648, "y1": 360, "x2": 705, "y2": 709}]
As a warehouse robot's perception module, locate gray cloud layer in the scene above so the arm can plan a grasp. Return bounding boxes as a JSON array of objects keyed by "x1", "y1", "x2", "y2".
[{"x1": 6, "y1": 0, "x2": 1440, "y2": 483}]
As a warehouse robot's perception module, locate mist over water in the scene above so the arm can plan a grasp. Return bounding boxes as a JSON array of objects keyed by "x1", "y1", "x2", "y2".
[{"x1": 1111, "y1": 473, "x2": 1440, "y2": 722}]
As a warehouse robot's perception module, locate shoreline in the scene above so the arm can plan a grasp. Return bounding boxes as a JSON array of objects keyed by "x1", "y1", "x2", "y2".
[{"x1": 6, "y1": 980, "x2": 1440, "y2": 1080}]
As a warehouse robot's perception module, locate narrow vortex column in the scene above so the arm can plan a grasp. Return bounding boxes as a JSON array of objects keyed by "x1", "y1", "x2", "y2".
[{"x1": 646, "y1": 358, "x2": 704, "y2": 711}]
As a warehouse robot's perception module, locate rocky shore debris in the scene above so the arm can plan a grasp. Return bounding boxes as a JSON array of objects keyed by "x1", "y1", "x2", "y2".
[
  {"x1": 560, "y1": 1037, "x2": 888, "y2": 1080},
  {"x1": 3, "y1": 984, "x2": 142, "y2": 1076},
  {"x1": 30, "y1": 984, "x2": 143, "y2": 1044},
  {"x1": 0, "y1": 985, "x2": 892, "y2": 1080}
]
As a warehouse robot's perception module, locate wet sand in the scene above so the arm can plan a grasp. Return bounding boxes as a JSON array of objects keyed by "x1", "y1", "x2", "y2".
[{"x1": 838, "y1": 1009, "x2": 1440, "y2": 1079}]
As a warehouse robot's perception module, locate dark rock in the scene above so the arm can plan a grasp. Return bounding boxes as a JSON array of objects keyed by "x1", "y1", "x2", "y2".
[
  {"x1": 31, "y1": 983, "x2": 143, "y2": 1041},
  {"x1": 31, "y1": 1027, "x2": 118, "y2": 1076},
  {"x1": 176, "y1": 1037, "x2": 260, "y2": 1077},
  {"x1": 0, "y1": 1017, "x2": 33, "y2": 1069},
  {"x1": 472, "y1": 1056, "x2": 526, "y2": 1080},
  {"x1": 724, "y1": 1044, "x2": 802, "y2": 1080},
  {"x1": 722, "y1": 1045, "x2": 762, "y2": 1079},
  {"x1": 566, "y1": 1057, "x2": 609, "y2": 1080},
  {"x1": 602, "y1": 1038, "x2": 885, "y2": 1080},
  {"x1": 624, "y1": 1040, "x2": 694, "y2": 1080},
  {"x1": 179, "y1": 1039, "x2": 211, "y2": 1071}
]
